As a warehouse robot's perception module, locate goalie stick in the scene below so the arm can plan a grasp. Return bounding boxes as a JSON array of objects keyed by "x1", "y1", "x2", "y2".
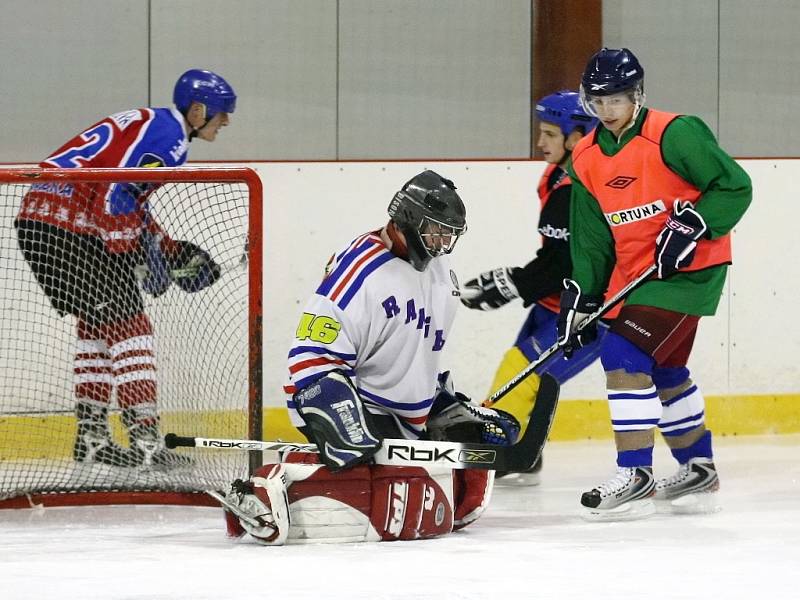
[
  {"x1": 166, "y1": 373, "x2": 558, "y2": 472},
  {"x1": 134, "y1": 236, "x2": 249, "y2": 280}
]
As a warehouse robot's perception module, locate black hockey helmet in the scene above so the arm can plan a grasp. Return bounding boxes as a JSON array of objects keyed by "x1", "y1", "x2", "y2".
[{"x1": 387, "y1": 170, "x2": 467, "y2": 272}]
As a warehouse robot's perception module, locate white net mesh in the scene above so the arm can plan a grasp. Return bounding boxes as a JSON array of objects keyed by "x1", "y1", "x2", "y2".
[{"x1": 0, "y1": 169, "x2": 259, "y2": 504}]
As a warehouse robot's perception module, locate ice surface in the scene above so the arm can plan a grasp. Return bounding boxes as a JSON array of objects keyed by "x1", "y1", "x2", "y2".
[{"x1": 1, "y1": 435, "x2": 797, "y2": 600}]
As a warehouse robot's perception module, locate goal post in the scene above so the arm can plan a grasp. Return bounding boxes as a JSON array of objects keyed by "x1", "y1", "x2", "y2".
[{"x1": 0, "y1": 167, "x2": 263, "y2": 508}]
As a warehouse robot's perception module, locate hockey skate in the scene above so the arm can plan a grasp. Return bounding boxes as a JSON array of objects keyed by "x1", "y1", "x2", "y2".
[
  {"x1": 580, "y1": 466, "x2": 655, "y2": 521},
  {"x1": 655, "y1": 458, "x2": 720, "y2": 514},
  {"x1": 124, "y1": 409, "x2": 194, "y2": 470},
  {"x1": 495, "y1": 454, "x2": 543, "y2": 486},
  {"x1": 73, "y1": 401, "x2": 139, "y2": 467}
]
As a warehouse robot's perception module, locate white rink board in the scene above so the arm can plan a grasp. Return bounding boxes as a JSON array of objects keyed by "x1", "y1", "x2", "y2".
[
  {"x1": 253, "y1": 159, "x2": 798, "y2": 405},
  {"x1": 2, "y1": 160, "x2": 794, "y2": 413}
]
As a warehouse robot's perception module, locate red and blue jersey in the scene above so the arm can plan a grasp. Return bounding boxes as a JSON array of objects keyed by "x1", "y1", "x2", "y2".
[{"x1": 18, "y1": 107, "x2": 189, "y2": 253}]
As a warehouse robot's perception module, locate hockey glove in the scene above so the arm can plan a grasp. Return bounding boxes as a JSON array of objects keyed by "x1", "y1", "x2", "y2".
[
  {"x1": 655, "y1": 200, "x2": 708, "y2": 279},
  {"x1": 460, "y1": 267, "x2": 520, "y2": 310},
  {"x1": 427, "y1": 372, "x2": 520, "y2": 446},
  {"x1": 135, "y1": 230, "x2": 172, "y2": 297},
  {"x1": 556, "y1": 279, "x2": 603, "y2": 359},
  {"x1": 169, "y1": 240, "x2": 221, "y2": 293}
]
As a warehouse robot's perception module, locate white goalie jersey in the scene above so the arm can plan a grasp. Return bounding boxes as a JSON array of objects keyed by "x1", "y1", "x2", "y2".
[{"x1": 285, "y1": 230, "x2": 460, "y2": 438}]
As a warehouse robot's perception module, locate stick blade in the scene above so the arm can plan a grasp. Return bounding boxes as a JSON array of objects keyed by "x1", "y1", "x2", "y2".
[{"x1": 501, "y1": 373, "x2": 560, "y2": 472}]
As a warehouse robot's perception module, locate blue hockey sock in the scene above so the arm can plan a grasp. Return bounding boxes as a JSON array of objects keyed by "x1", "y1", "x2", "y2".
[{"x1": 670, "y1": 429, "x2": 713, "y2": 464}]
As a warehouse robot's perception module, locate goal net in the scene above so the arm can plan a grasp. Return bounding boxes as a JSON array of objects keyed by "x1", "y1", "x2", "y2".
[{"x1": 0, "y1": 167, "x2": 262, "y2": 507}]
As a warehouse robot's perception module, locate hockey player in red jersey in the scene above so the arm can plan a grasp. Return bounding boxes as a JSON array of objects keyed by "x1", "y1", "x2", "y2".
[
  {"x1": 14, "y1": 69, "x2": 236, "y2": 469},
  {"x1": 222, "y1": 171, "x2": 522, "y2": 544}
]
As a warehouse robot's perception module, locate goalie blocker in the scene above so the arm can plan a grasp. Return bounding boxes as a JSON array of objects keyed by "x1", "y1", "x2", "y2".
[{"x1": 221, "y1": 452, "x2": 495, "y2": 545}]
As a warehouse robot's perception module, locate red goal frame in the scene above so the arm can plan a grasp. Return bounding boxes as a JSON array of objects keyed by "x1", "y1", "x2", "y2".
[{"x1": 0, "y1": 167, "x2": 263, "y2": 508}]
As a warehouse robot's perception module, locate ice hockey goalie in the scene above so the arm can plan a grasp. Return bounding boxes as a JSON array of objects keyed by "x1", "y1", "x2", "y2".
[{"x1": 220, "y1": 452, "x2": 494, "y2": 545}]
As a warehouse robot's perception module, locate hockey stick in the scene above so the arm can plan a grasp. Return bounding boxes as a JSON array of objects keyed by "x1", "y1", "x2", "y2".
[
  {"x1": 133, "y1": 236, "x2": 249, "y2": 281},
  {"x1": 482, "y1": 265, "x2": 658, "y2": 468},
  {"x1": 165, "y1": 379, "x2": 557, "y2": 473}
]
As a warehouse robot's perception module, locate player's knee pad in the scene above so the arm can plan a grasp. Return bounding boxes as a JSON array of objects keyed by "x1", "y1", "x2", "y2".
[
  {"x1": 652, "y1": 365, "x2": 691, "y2": 390},
  {"x1": 601, "y1": 333, "x2": 661, "y2": 434},
  {"x1": 600, "y1": 331, "x2": 655, "y2": 375},
  {"x1": 293, "y1": 370, "x2": 381, "y2": 471}
]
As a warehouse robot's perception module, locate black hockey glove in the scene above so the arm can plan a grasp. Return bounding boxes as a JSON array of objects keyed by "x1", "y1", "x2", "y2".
[
  {"x1": 556, "y1": 279, "x2": 603, "y2": 359},
  {"x1": 655, "y1": 200, "x2": 708, "y2": 279},
  {"x1": 135, "y1": 231, "x2": 172, "y2": 297},
  {"x1": 460, "y1": 267, "x2": 520, "y2": 310},
  {"x1": 168, "y1": 240, "x2": 221, "y2": 293},
  {"x1": 426, "y1": 372, "x2": 520, "y2": 446}
]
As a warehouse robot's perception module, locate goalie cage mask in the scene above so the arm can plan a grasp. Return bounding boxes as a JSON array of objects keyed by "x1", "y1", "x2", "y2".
[{"x1": 388, "y1": 170, "x2": 467, "y2": 272}]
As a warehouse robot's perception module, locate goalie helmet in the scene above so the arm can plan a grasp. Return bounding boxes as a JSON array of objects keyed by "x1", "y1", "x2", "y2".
[
  {"x1": 388, "y1": 170, "x2": 467, "y2": 272},
  {"x1": 535, "y1": 91, "x2": 598, "y2": 137},
  {"x1": 173, "y1": 69, "x2": 237, "y2": 119}
]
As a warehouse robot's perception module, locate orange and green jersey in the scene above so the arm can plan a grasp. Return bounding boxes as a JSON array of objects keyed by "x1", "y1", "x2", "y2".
[{"x1": 566, "y1": 108, "x2": 752, "y2": 316}]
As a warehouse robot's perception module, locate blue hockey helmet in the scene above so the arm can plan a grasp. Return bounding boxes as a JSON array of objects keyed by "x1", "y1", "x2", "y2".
[
  {"x1": 580, "y1": 48, "x2": 644, "y2": 97},
  {"x1": 535, "y1": 91, "x2": 598, "y2": 137},
  {"x1": 388, "y1": 170, "x2": 467, "y2": 272},
  {"x1": 173, "y1": 69, "x2": 237, "y2": 118}
]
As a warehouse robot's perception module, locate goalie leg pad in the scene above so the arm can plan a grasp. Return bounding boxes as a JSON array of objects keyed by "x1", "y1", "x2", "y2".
[
  {"x1": 453, "y1": 469, "x2": 495, "y2": 530},
  {"x1": 230, "y1": 458, "x2": 458, "y2": 544},
  {"x1": 370, "y1": 465, "x2": 454, "y2": 541}
]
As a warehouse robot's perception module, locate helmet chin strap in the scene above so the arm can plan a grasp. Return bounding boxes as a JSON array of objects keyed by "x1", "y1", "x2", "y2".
[
  {"x1": 615, "y1": 89, "x2": 646, "y2": 140},
  {"x1": 186, "y1": 104, "x2": 212, "y2": 141}
]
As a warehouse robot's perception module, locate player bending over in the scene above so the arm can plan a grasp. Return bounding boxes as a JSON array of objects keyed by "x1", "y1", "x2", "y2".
[
  {"x1": 15, "y1": 69, "x2": 236, "y2": 469},
  {"x1": 222, "y1": 170, "x2": 521, "y2": 544}
]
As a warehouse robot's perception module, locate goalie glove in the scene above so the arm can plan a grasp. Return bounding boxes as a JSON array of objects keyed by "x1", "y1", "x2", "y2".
[
  {"x1": 460, "y1": 267, "x2": 520, "y2": 310},
  {"x1": 655, "y1": 200, "x2": 708, "y2": 279},
  {"x1": 427, "y1": 372, "x2": 520, "y2": 446},
  {"x1": 168, "y1": 240, "x2": 221, "y2": 293}
]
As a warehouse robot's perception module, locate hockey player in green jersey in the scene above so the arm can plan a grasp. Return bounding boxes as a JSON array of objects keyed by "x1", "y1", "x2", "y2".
[{"x1": 558, "y1": 47, "x2": 752, "y2": 519}]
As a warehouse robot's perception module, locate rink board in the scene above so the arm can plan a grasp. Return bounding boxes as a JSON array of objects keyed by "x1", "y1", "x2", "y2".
[{"x1": 259, "y1": 394, "x2": 800, "y2": 443}]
